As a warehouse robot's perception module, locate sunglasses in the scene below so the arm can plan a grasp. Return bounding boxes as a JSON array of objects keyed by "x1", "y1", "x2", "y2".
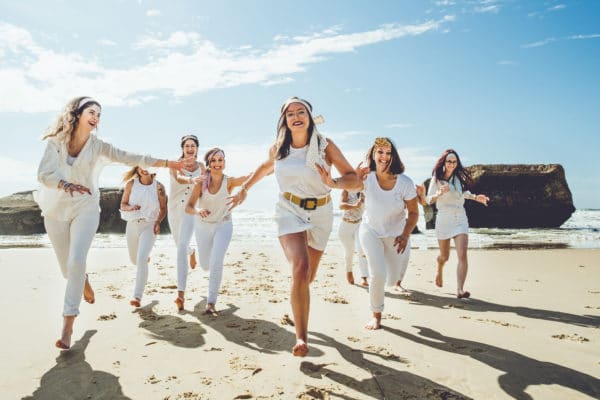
[{"x1": 445, "y1": 160, "x2": 457, "y2": 164}]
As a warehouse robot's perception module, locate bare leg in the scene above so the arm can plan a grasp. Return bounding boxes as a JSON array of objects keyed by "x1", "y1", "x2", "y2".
[
  {"x1": 454, "y1": 234, "x2": 469, "y2": 297},
  {"x1": 365, "y1": 312, "x2": 382, "y2": 330},
  {"x1": 175, "y1": 290, "x2": 185, "y2": 311},
  {"x1": 436, "y1": 239, "x2": 451, "y2": 287},
  {"x1": 83, "y1": 274, "x2": 95, "y2": 304},
  {"x1": 279, "y1": 232, "x2": 316, "y2": 357},
  {"x1": 56, "y1": 315, "x2": 75, "y2": 349}
]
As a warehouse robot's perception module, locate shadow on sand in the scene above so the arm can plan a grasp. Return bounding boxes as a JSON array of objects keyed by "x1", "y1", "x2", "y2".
[
  {"x1": 22, "y1": 330, "x2": 131, "y2": 400},
  {"x1": 135, "y1": 300, "x2": 206, "y2": 348},
  {"x1": 387, "y1": 325, "x2": 600, "y2": 400},
  {"x1": 301, "y1": 331, "x2": 472, "y2": 400}
]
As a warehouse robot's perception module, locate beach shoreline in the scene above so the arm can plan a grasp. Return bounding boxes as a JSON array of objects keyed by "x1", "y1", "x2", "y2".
[{"x1": 2, "y1": 245, "x2": 599, "y2": 399}]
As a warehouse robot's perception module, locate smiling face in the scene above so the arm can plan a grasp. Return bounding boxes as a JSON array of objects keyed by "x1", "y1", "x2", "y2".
[
  {"x1": 208, "y1": 151, "x2": 225, "y2": 173},
  {"x1": 445, "y1": 153, "x2": 458, "y2": 175},
  {"x1": 284, "y1": 102, "x2": 310, "y2": 133},
  {"x1": 373, "y1": 145, "x2": 393, "y2": 173},
  {"x1": 77, "y1": 105, "x2": 101, "y2": 133},
  {"x1": 182, "y1": 138, "x2": 198, "y2": 159}
]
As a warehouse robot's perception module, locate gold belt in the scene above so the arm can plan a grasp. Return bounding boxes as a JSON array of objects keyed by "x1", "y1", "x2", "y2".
[{"x1": 283, "y1": 192, "x2": 331, "y2": 210}]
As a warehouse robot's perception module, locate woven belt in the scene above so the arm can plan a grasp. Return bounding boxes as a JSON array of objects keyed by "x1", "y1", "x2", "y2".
[
  {"x1": 283, "y1": 192, "x2": 331, "y2": 210},
  {"x1": 342, "y1": 217, "x2": 361, "y2": 224}
]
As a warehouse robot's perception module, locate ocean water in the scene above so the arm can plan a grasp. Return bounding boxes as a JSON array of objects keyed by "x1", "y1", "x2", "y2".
[{"x1": 2, "y1": 209, "x2": 599, "y2": 250}]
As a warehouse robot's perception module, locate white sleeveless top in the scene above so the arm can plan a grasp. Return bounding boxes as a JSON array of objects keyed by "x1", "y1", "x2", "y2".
[
  {"x1": 274, "y1": 144, "x2": 330, "y2": 198},
  {"x1": 168, "y1": 165, "x2": 203, "y2": 212},
  {"x1": 363, "y1": 172, "x2": 417, "y2": 237},
  {"x1": 121, "y1": 178, "x2": 160, "y2": 222},
  {"x1": 342, "y1": 191, "x2": 364, "y2": 223},
  {"x1": 197, "y1": 175, "x2": 230, "y2": 223}
]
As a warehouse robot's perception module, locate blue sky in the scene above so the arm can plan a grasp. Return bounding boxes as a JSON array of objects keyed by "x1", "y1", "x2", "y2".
[{"x1": 1, "y1": 0, "x2": 598, "y2": 210}]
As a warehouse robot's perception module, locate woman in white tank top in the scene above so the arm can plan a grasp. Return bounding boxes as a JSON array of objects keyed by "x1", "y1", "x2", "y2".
[
  {"x1": 168, "y1": 134, "x2": 206, "y2": 271},
  {"x1": 175, "y1": 148, "x2": 249, "y2": 315},
  {"x1": 357, "y1": 137, "x2": 419, "y2": 330},
  {"x1": 120, "y1": 166, "x2": 167, "y2": 308},
  {"x1": 227, "y1": 97, "x2": 360, "y2": 357}
]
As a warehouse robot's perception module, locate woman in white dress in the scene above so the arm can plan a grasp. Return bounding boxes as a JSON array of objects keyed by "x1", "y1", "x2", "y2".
[
  {"x1": 120, "y1": 166, "x2": 167, "y2": 308},
  {"x1": 227, "y1": 97, "x2": 359, "y2": 356},
  {"x1": 178, "y1": 148, "x2": 248, "y2": 314},
  {"x1": 416, "y1": 149, "x2": 489, "y2": 299},
  {"x1": 357, "y1": 137, "x2": 419, "y2": 330},
  {"x1": 338, "y1": 190, "x2": 369, "y2": 286},
  {"x1": 168, "y1": 135, "x2": 205, "y2": 271},
  {"x1": 36, "y1": 96, "x2": 185, "y2": 350}
]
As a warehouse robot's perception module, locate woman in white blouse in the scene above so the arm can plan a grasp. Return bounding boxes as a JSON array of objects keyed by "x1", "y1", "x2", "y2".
[
  {"x1": 120, "y1": 166, "x2": 167, "y2": 308},
  {"x1": 36, "y1": 96, "x2": 184, "y2": 350},
  {"x1": 416, "y1": 149, "x2": 489, "y2": 299}
]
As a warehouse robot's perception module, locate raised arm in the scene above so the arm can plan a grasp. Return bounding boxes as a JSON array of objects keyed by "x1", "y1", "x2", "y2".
[
  {"x1": 120, "y1": 180, "x2": 139, "y2": 211},
  {"x1": 154, "y1": 182, "x2": 167, "y2": 234},
  {"x1": 227, "y1": 173, "x2": 252, "y2": 194},
  {"x1": 98, "y1": 138, "x2": 184, "y2": 170},
  {"x1": 172, "y1": 163, "x2": 206, "y2": 185},
  {"x1": 316, "y1": 138, "x2": 360, "y2": 191},
  {"x1": 227, "y1": 144, "x2": 277, "y2": 210}
]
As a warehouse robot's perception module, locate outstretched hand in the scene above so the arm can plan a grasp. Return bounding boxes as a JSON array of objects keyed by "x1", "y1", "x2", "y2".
[
  {"x1": 476, "y1": 194, "x2": 490, "y2": 206},
  {"x1": 315, "y1": 163, "x2": 336, "y2": 188},
  {"x1": 65, "y1": 183, "x2": 92, "y2": 197},
  {"x1": 227, "y1": 189, "x2": 247, "y2": 211}
]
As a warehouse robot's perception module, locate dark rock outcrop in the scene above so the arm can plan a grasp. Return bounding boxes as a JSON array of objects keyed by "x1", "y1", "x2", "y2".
[
  {"x1": 422, "y1": 164, "x2": 575, "y2": 229},
  {"x1": 0, "y1": 188, "x2": 170, "y2": 235}
]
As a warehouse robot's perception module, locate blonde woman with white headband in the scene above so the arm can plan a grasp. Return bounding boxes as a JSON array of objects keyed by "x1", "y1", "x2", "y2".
[
  {"x1": 36, "y1": 96, "x2": 186, "y2": 350},
  {"x1": 228, "y1": 97, "x2": 360, "y2": 357}
]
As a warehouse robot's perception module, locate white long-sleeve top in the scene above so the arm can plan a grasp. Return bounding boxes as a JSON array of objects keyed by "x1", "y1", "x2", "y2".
[
  {"x1": 36, "y1": 135, "x2": 159, "y2": 221},
  {"x1": 426, "y1": 175, "x2": 473, "y2": 213}
]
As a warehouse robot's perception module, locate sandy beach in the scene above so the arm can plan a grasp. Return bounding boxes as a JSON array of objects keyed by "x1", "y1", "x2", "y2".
[{"x1": 1, "y1": 244, "x2": 599, "y2": 399}]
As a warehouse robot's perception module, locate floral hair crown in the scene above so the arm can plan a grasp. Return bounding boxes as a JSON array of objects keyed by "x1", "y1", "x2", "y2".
[{"x1": 374, "y1": 137, "x2": 391, "y2": 147}]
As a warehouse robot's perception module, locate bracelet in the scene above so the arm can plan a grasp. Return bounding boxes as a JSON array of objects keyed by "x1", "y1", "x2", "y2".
[
  {"x1": 332, "y1": 177, "x2": 339, "y2": 188},
  {"x1": 240, "y1": 183, "x2": 248, "y2": 192}
]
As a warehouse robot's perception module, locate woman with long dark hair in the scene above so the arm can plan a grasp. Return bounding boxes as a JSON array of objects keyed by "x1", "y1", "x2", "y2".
[
  {"x1": 227, "y1": 97, "x2": 359, "y2": 356},
  {"x1": 416, "y1": 149, "x2": 489, "y2": 299}
]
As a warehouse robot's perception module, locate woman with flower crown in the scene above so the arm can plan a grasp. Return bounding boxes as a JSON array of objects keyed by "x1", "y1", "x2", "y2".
[
  {"x1": 356, "y1": 137, "x2": 419, "y2": 330},
  {"x1": 227, "y1": 97, "x2": 359, "y2": 356},
  {"x1": 36, "y1": 96, "x2": 185, "y2": 350}
]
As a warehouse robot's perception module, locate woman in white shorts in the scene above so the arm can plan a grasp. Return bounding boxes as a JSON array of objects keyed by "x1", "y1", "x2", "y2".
[
  {"x1": 357, "y1": 137, "x2": 419, "y2": 330},
  {"x1": 120, "y1": 166, "x2": 167, "y2": 308},
  {"x1": 416, "y1": 149, "x2": 489, "y2": 299},
  {"x1": 36, "y1": 96, "x2": 184, "y2": 350},
  {"x1": 178, "y1": 148, "x2": 248, "y2": 314},
  {"x1": 338, "y1": 190, "x2": 369, "y2": 286},
  {"x1": 168, "y1": 134, "x2": 205, "y2": 272},
  {"x1": 228, "y1": 97, "x2": 359, "y2": 357}
]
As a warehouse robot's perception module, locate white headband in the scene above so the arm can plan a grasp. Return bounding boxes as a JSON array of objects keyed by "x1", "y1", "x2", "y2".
[
  {"x1": 77, "y1": 97, "x2": 97, "y2": 109},
  {"x1": 280, "y1": 98, "x2": 325, "y2": 125}
]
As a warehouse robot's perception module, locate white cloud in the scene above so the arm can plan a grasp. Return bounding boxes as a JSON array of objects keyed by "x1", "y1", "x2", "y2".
[
  {"x1": 385, "y1": 123, "x2": 414, "y2": 129},
  {"x1": 568, "y1": 34, "x2": 600, "y2": 40},
  {"x1": 146, "y1": 9, "x2": 161, "y2": 17},
  {"x1": 521, "y1": 37, "x2": 556, "y2": 48},
  {"x1": 474, "y1": 5, "x2": 499, "y2": 14},
  {"x1": 98, "y1": 39, "x2": 117, "y2": 46},
  {"x1": 548, "y1": 4, "x2": 566, "y2": 11},
  {"x1": 0, "y1": 16, "x2": 454, "y2": 113}
]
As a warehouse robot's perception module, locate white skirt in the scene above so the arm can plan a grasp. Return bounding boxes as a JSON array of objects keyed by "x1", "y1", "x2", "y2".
[
  {"x1": 274, "y1": 195, "x2": 333, "y2": 251},
  {"x1": 435, "y1": 209, "x2": 469, "y2": 240}
]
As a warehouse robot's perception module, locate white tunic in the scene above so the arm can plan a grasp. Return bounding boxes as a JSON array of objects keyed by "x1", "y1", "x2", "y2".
[
  {"x1": 197, "y1": 176, "x2": 231, "y2": 223},
  {"x1": 36, "y1": 135, "x2": 159, "y2": 221},
  {"x1": 362, "y1": 172, "x2": 417, "y2": 238},
  {"x1": 427, "y1": 175, "x2": 472, "y2": 240},
  {"x1": 168, "y1": 166, "x2": 203, "y2": 215},
  {"x1": 120, "y1": 178, "x2": 160, "y2": 222}
]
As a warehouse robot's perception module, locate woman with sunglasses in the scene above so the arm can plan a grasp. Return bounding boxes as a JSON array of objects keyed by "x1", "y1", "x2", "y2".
[{"x1": 416, "y1": 149, "x2": 489, "y2": 299}]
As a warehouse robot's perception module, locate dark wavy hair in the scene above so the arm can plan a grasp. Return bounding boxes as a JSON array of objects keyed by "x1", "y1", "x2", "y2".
[
  {"x1": 275, "y1": 97, "x2": 317, "y2": 160},
  {"x1": 365, "y1": 137, "x2": 404, "y2": 174},
  {"x1": 432, "y1": 149, "x2": 472, "y2": 190}
]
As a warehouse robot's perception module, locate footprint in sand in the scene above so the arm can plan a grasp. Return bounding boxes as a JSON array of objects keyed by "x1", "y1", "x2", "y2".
[
  {"x1": 97, "y1": 313, "x2": 117, "y2": 321},
  {"x1": 551, "y1": 333, "x2": 590, "y2": 342}
]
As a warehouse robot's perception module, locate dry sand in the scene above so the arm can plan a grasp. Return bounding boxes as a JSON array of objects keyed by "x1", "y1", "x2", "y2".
[{"x1": 1, "y1": 244, "x2": 599, "y2": 399}]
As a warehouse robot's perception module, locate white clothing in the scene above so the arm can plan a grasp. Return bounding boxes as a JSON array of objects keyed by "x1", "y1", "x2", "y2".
[
  {"x1": 362, "y1": 173, "x2": 417, "y2": 237},
  {"x1": 197, "y1": 176, "x2": 231, "y2": 223},
  {"x1": 120, "y1": 178, "x2": 160, "y2": 222},
  {"x1": 274, "y1": 141, "x2": 333, "y2": 251},
  {"x1": 126, "y1": 220, "x2": 156, "y2": 300},
  {"x1": 342, "y1": 191, "x2": 364, "y2": 223},
  {"x1": 168, "y1": 166, "x2": 202, "y2": 247},
  {"x1": 36, "y1": 135, "x2": 158, "y2": 221},
  {"x1": 360, "y1": 224, "x2": 410, "y2": 313},
  {"x1": 44, "y1": 212, "x2": 100, "y2": 316},
  {"x1": 338, "y1": 220, "x2": 368, "y2": 277},
  {"x1": 427, "y1": 176, "x2": 471, "y2": 240}
]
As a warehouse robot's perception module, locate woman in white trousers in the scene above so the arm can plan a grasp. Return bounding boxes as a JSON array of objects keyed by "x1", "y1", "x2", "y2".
[
  {"x1": 120, "y1": 166, "x2": 167, "y2": 307},
  {"x1": 176, "y1": 148, "x2": 248, "y2": 315},
  {"x1": 357, "y1": 137, "x2": 419, "y2": 330},
  {"x1": 36, "y1": 96, "x2": 184, "y2": 350},
  {"x1": 338, "y1": 190, "x2": 368, "y2": 286}
]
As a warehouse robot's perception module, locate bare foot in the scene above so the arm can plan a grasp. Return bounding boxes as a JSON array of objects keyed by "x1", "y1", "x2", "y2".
[
  {"x1": 346, "y1": 271, "x2": 354, "y2": 285},
  {"x1": 391, "y1": 281, "x2": 410, "y2": 295},
  {"x1": 130, "y1": 298, "x2": 141, "y2": 308},
  {"x1": 84, "y1": 274, "x2": 95, "y2": 304},
  {"x1": 190, "y1": 251, "x2": 197, "y2": 270},
  {"x1": 174, "y1": 296, "x2": 184, "y2": 311},
  {"x1": 56, "y1": 327, "x2": 73, "y2": 350},
  {"x1": 205, "y1": 303, "x2": 218, "y2": 316},
  {"x1": 292, "y1": 339, "x2": 309, "y2": 357},
  {"x1": 457, "y1": 291, "x2": 471, "y2": 299},
  {"x1": 365, "y1": 316, "x2": 382, "y2": 330},
  {"x1": 435, "y1": 269, "x2": 443, "y2": 287},
  {"x1": 360, "y1": 277, "x2": 369, "y2": 287}
]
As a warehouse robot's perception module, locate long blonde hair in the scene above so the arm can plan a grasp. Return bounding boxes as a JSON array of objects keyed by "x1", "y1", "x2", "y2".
[{"x1": 42, "y1": 96, "x2": 102, "y2": 142}]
